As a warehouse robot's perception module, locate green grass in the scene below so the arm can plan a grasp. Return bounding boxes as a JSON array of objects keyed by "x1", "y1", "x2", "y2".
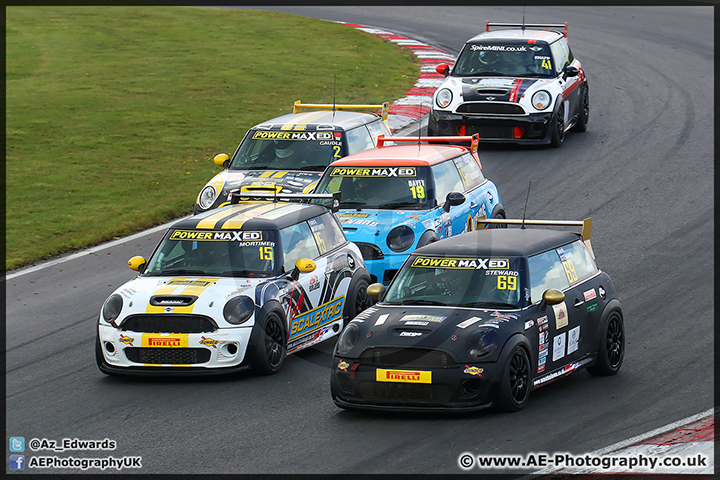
[{"x1": 5, "y1": 6, "x2": 420, "y2": 270}]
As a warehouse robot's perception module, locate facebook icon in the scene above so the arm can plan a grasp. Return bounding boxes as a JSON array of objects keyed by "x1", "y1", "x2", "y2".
[{"x1": 10, "y1": 454, "x2": 25, "y2": 470}]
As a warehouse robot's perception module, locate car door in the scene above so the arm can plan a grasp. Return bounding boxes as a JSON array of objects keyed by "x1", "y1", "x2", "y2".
[
  {"x1": 553, "y1": 240, "x2": 603, "y2": 364},
  {"x1": 452, "y1": 152, "x2": 489, "y2": 232},
  {"x1": 527, "y1": 247, "x2": 574, "y2": 374},
  {"x1": 430, "y1": 159, "x2": 472, "y2": 238}
]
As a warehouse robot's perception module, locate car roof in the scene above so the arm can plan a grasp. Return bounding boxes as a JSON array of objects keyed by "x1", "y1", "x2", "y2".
[
  {"x1": 173, "y1": 201, "x2": 329, "y2": 231},
  {"x1": 253, "y1": 110, "x2": 381, "y2": 132},
  {"x1": 328, "y1": 144, "x2": 469, "y2": 167},
  {"x1": 466, "y1": 28, "x2": 563, "y2": 45},
  {"x1": 413, "y1": 228, "x2": 581, "y2": 258}
]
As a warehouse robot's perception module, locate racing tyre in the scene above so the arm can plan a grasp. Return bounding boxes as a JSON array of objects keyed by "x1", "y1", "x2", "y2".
[
  {"x1": 252, "y1": 312, "x2": 286, "y2": 375},
  {"x1": 587, "y1": 311, "x2": 624, "y2": 376},
  {"x1": 344, "y1": 271, "x2": 372, "y2": 320},
  {"x1": 495, "y1": 346, "x2": 531, "y2": 412},
  {"x1": 487, "y1": 205, "x2": 507, "y2": 229},
  {"x1": 573, "y1": 86, "x2": 589, "y2": 132},
  {"x1": 550, "y1": 104, "x2": 565, "y2": 148}
]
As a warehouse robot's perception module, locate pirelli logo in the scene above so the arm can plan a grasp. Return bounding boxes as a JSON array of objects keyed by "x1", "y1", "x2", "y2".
[
  {"x1": 376, "y1": 368, "x2": 432, "y2": 384},
  {"x1": 410, "y1": 256, "x2": 509, "y2": 269},
  {"x1": 142, "y1": 333, "x2": 189, "y2": 348}
]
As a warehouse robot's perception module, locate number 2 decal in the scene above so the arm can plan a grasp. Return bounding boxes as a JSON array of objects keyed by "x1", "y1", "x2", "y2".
[{"x1": 333, "y1": 146, "x2": 342, "y2": 158}]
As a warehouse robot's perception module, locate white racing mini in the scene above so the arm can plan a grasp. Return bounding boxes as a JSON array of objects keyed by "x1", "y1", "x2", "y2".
[
  {"x1": 96, "y1": 194, "x2": 372, "y2": 376},
  {"x1": 429, "y1": 22, "x2": 589, "y2": 147}
]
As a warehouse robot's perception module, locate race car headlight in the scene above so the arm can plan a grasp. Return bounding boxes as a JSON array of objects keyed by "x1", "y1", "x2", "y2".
[
  {"x1": 531, "y1": 90, "x2": 552, "y2": 110},
  {"x1": 198, "y1": 186, "x2": 218, "y2": 210},
  {"x1": 467, "y1": 328, "x2": 499, "y2": 358},
  {"x1": 102, "y1": 294, "x2": 123, "y2": 325},
  {"x1": 387, "y1": 225, "x2": 415, "y2": 253},
  {"x1": 223, "y1": 295, "x2": 255, "y2": 325},
  {"x1": 336, "y1": 323, "x2": 360, "y2": 356},
  {"x1": 435, "y1": 88, "x2": 453, "y2": 109}
]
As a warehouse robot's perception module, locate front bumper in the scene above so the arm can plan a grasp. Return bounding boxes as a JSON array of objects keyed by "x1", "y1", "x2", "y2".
[
  {"x1": 429, "y1": 109, "x2": 554, "y2": 144},
  {"x1": 97, "y1": 324, "x2": 253, "y2": 375},
  {"x1": 331, "y1": 357, "x2": 498, "y2": 412}
]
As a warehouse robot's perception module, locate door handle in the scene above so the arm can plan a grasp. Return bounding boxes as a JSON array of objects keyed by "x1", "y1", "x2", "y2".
[
  {"x1": 469, "y1": 202, "x2": 478, "y2": 209},
  {"x1": 573, "y1": 298, "x2": 584, "y2": 308}
]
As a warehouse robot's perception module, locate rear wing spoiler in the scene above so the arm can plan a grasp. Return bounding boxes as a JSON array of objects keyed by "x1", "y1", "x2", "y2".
[
  {"x1": 476, "y1": 217, "x2": 594, "y2": 257},
  {"x1": 229, "y1": 190, "x2": 341, "y2": 213},
  {"x1": 293, "y1": 100, "x2": 389, "y2": 122},
  {"x1": 376, "y1": 133, "x2": 481, "y2": 167},
  {"x1": 485, "y1": 21, "x2": 568, "y2": 38}
]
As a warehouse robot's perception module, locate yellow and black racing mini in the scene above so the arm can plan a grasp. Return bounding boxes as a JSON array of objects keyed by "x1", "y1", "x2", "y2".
[{"x1": 194, "y1": 100, "x2": 390, "y2": 213}]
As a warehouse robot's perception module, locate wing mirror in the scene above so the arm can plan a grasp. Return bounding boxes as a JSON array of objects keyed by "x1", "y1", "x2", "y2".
[
  {"x1": 539, "y1": 289, "x2": 565, "y2": 311},
  {"x1": 435, "y1": 63, "x2": 450, "y2": 77},
  {"x1": 443, "y1": 192, "x2": 466, "y2": 212},
  {"x1": 128, "y1": 256, "x2": 146, "y2": 272},
  {"x1": 564, "y1": 65, "x2": 579, "y2": 79},
  {"x1": 367, "y1": 283, "x2": 386, "y2": 301},
  {"x1": 213, "y1": 153, "x2": 230, "y2": 168},
  {"x1": 290, "y1": 258, "x2": 316, "y2": 281}
]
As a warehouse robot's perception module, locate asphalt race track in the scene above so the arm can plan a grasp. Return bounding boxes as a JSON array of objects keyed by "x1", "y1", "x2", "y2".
[{"x1": 6, "y1": 6, "x2": 714, "y2": 475}]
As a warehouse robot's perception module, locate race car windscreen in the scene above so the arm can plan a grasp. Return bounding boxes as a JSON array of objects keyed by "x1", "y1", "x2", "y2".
[
  {"x1": 453, "y1": 43, "x2": 555, "y2": 78},
  {"x1": 144, "y1": 229, "x2": 278, "y2": 278},
  {"x1": 229, "y1": 130, "x2": 344, "y2": 172},
  {"x1": 315, "y1": 165, "x2": 432, "y2": 210},
  {"x1": 383, "y1": 256, "x2": 523, "y2": 308}
]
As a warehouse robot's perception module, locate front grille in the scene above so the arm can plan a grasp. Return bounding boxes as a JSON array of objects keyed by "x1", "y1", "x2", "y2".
[
  {"x1": 359, "y1": 381, "x2": 453, "y2": 402},
  {"x1": 120, "y1": 314, "x2": 218, "y2": 333},
  {"x1": 125, "y1": 348, "x2": 211, "y2": 364},
  {"x1": 359, "y1": 347, "x2": 455, "y2": 367},
  {"x1": 456, "y1": 103, "x2": 525, "y2": 115},
  {"x1": 356, "y1": 242, "x2": 384, "y2": 260}
]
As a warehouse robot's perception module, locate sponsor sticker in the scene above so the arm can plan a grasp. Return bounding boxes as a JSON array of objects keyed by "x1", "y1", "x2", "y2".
[
  {"x1": 251, "y1": 130, "x2": 320, "y2": 141},
  {"x1": 399, "y1": 331, "x2": 423, "y2": 337},
  {"x1": 552, "y1": 333, "x2": 566, "y2": 361},
  {"x1": 456, "y1": 316, "x2": 483, "y2": 329},
  {"x1": 199, "y1": 336, "x2": 219, "y2": 348},
  {"x1": 376, "y1": 368, "x2": 431, "y2": 384},
  {"x1": 410, "y1": 257, "x2": 509, "y2": 270},
  {"x1": 374, "y1": 314, "x2": 389, "y2": 326},
  {"x1": 330, "y1": 166, "x2": 416, "y2": 177},
  {"x1": 118, "y1": 334, "x2": 134, "y2": 346},
  {"x1": 142, "y1": 333, "x2": 189, "y2": 348},
  {"x1": 567, "y1": 326, "x2": 580, "y2": 354},
  {"x1": 289, "y1": 297, "x2": 345, "y2": 340},
  {"x1": 338, "y1": 360, "x2": 349, "y2": 372},
  {"x1": 463, "y1": 365, "x2": 483, "y2": 377},
  {"x1": 524, "y1": 320, "x2": 534, "y2": 330},
  {"x1": 583, "y1": 289, "x2": 597, "y2": 302},
  {"x1": 404, "y1": 320, "x2": 429, "y2": 326},
  {"x1": 401, "y1": 314, "x2": 446, "y2": 323},
  {"x1": 553, "y1": 302, "x2": 569, "y2": 329}
]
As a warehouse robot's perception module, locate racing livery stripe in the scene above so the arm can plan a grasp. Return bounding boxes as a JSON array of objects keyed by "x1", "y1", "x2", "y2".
[
  {"x1": 219, "y1": 202, "x2": 278, "y2": 229},
  {"x1": 281, "y1": 111, "x2": 327, "y2": 130},
  {"x1": 256, "y1": 202, "x2": 307, "y2": 220},
  {"x1": 194, "y1": 205, "x2": 254, "y2": 229},
  {"x1": 508, "y1": 78, "x2": 523, "y2": 103},
  {"x1": 259, "y1": 170, "x2": 288, "y2": 179},
  {"x1": 527, "y1": 30, "x2": 550, "y2": 44},
  {"x1": 146, "y1": 277, "x2": 219, "y2": 313}
]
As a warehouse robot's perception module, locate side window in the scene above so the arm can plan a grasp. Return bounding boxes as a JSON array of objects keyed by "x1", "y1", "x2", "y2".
[
  {"x1": 366, "y1": 119, "x2": 392, "y2": 146},
  {"x1": 557, "y1": 240, "x2": 598, "y2": 283},
  {"x1": 279, "y1": 222, "x2": 320, "y2": 272},
  {"x1": 308, "y1": 213, "x2": 346, "y2": 255},
  {"x1": 345, "y1": 126, "x2": 375, "y2": 155},
  {"x1": 453, "y1": 153, "x2": 485, "y2": 190},
  {"x1": 528, "y1": 249, "x2": 570, "y2": 303},
  {"x1": 432, "y1": 160, "x2": 465, "y2": 202},
  {"x1": 549, "y1": 40, "x2": 569, "y2": 75}
]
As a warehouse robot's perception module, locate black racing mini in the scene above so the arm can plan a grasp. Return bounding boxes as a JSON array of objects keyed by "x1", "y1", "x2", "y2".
[{"x1": 330, "y1": 218, "x2": 624, "y2": 412}]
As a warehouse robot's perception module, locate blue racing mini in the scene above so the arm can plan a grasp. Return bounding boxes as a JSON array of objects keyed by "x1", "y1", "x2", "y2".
[{"x1": 313, "y1": 135, "x2": 506, "y2": 285}]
